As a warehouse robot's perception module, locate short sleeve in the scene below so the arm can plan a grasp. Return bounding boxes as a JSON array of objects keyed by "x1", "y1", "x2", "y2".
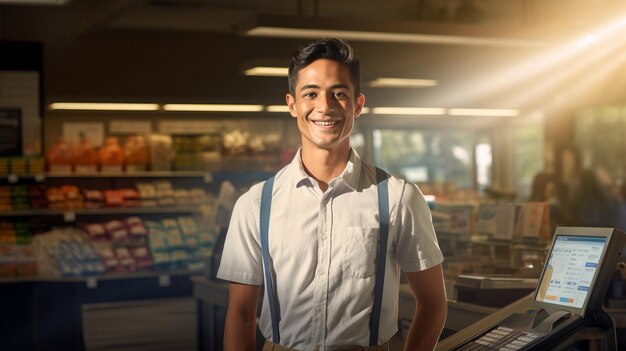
[
  {"x1": 216, "y1": 189, "x2": 264, "y2": 285},
  {"x1": 395, "y1": 182, "x2": 444, "y2": 272}
]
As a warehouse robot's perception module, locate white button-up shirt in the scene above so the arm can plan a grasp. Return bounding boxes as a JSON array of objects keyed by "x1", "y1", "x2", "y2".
[{"x1": 217, "y1": 149, "x2": 444, "y2": 350}]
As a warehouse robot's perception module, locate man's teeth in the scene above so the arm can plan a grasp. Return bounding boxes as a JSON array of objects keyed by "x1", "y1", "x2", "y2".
[{"x1": 313, "y1": 121, "x2": 339, "y2": 126}]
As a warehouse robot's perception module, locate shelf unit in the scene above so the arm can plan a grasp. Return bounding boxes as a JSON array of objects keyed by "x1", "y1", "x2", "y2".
[{"x1": 0, "y1": 206, "x2": 202, "y2": 218}]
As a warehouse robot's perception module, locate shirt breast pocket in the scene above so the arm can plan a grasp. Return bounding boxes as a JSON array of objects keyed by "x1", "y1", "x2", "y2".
[{"x1": 342, "y1": 227, "x2": 379, "y2": 279}]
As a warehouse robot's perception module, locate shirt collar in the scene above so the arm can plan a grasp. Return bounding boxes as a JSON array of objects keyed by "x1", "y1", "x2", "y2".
[{"x1": 289, "y1": 148, "x2": 361, "y2": 191}]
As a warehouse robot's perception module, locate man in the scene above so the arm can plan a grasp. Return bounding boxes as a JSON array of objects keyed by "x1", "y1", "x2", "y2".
[{"x1": 218, "y1": 38, "x2": 447, "y2": 351}]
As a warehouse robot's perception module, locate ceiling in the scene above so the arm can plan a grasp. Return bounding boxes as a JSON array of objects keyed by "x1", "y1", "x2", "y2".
[{"x1": 3, "y1": 0, "x2": 626, "y2": 116}]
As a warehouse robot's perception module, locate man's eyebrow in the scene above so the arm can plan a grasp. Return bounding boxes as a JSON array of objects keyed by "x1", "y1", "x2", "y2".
[
  {"x1": 330, "y1": 83, "x2": 350, "y2": 90},
  {"x1": 299, "y1": 83, "x2": 351, "y2": 91},
  {"x1": 299, "y1": 84, "x2": 320, "y2": 92}
]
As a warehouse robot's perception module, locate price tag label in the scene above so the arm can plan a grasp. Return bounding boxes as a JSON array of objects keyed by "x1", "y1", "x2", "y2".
[
  {"x1": 158, "y1": 274, "x2": 171, "y2": 287},
  {"x1": 64, "y1": 211, "x2": 76, "y2": 222},
  {"x1": 203, "y1": 172, "x2": 213, "y2": 183},
  {"x1": 7, "y1": 174, "x2": 18, "y2": 184},
  {"x1": 86, "y1": 278, "x2": 98, "y2": 289}
]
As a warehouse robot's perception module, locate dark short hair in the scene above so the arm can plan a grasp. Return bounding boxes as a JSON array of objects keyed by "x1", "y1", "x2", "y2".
[{"x1": 288, "y1": 38, "x2": 360, "y2": 98}]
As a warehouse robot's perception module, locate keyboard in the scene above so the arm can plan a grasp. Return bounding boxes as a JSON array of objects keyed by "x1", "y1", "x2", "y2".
[{"x1": 455, "y1": 326, "x2": 543, "y2": 351}]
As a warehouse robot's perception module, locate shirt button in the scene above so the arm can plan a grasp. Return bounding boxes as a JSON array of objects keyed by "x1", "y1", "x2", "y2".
[{"x1": 321, "y1": 232, "x2": 327, "y2": 239}]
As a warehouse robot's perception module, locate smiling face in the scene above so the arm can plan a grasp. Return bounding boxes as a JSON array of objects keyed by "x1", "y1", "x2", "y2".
[{"x1": 286, "y1": 59, "x2": 365, "y2": 153}]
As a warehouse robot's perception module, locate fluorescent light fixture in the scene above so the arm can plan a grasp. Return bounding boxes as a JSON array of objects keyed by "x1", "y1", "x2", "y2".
[
  {"x1": 371, "y1": 107, "x2": 446, "y2": 115},
  {"x1": 163, "y1": 104, "x2": 264, "y2": 112},
  {"x1": 49, "y1": 102, "x2": 159, "y2": 111},
  {"x1": 449, "y1": 108, "x2": 519, "y2": 117},
  {"x1": 245, "y1": 66, "x2": 289, "y2": 77},
  {"x1": 266, "y1": 105, "x2": 290, "y2": 112},
  {"x1": 369, "y1": 78, "x2": 437, "y2": 88}
]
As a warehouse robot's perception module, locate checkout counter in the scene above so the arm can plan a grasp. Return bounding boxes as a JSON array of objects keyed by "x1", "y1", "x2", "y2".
[{"x1": 193, "y1": 227, "x2": 626, "y2": 350}]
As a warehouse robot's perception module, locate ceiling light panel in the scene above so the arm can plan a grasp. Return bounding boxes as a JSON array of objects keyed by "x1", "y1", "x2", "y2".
[
  {"x1": 449, "y1": 108, "x2": 519, "y2": 117},
  {"x1": 369, "y1": 78, "x2": 438, "y2": 88},
  {"x1": 266, "y1": 105, "x2": 290, "y2": 112},
  {"x1": 245, "y1": 67, "x2": 289, "y2": 77},
  {"x1": 163, "y1": 104, "x2": 264, "y2": 112},
  {"x1": 371, "y1": 107, "x2": 446, "y2": 115},
  {"x1": 49, "y1": 103, "x2": 159, "y2": 111}
]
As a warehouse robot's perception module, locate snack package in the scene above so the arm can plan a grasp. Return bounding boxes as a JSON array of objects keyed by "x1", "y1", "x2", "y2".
[
  {"x1": 98, "y1": 136, "x2": 124, "y2": 172},
  {"x1": 123, "y1": 135, "x2": 149, "y2": 172},
  {"x1": 148, "y1": 134, "x2": 173, "y2": 171},
  {"x1": 73, "y1": 134, "x2": 98, "y2": 173},
  {"x1": 46, "y1": 137, "x2": 74, "y2": 173}
]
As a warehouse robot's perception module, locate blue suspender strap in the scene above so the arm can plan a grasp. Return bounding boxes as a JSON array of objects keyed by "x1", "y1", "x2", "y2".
[
  {"x1": 370, "y1": 167, "x2": 390, "y2": 346},
  {"x1": 260, "y1": 176, "x2": 280, "y2": 344}
]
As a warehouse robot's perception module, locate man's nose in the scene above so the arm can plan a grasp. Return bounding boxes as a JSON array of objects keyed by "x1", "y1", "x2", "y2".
[{"x1": 315, "y1": 93, "x2": 335, "y2": 114}]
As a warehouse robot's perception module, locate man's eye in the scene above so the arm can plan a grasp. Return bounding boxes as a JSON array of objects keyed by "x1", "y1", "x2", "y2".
[
  {"x1": 333, "y1": 92, "x2": 347, "y2": 99},
  {"x1": 304, "y1": 92, "x2": 317, "y2": 99}
]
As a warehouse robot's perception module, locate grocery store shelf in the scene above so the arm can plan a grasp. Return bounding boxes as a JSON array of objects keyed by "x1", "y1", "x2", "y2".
[
  {"x1": 0, "y1": 269, "x2": 204, "y2": 284},
  {"x1": 1, "y1": 173, "x2": 46, "y2": 183},
  {"x1": 45, "y1": 170, "x2": 275, "y2": 183},
  {"x1": 46, "y1": 171, "x2": 208, "y2": 178},
  {"x1": 0, "y1": 206, "x2": 202, "y2": 219}
]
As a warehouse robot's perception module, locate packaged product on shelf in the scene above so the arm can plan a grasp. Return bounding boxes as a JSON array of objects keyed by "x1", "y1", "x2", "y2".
[
  {"x1": 154, "y1": 180, "x2": 175, "y2": 206},
  {"x1": 172, "y1": 135, "x2": 205, "y2": 171},
  {"x1": 91, "y1": 241, "x2": 119, "y2": 272},
  {"x1": 13, "y1": 244, "x2": 37, "y2": 277},
  {"x1": 32, "y1": 228, "x2": 105, "y2": 277},
  {"x1": 46, "y1": 187, "x2": 66, "y2": 209},
  {"x1": 103, "y1": 190, "x2": 124, "y2": 207},
  {"x1": 46, "y1": 137, "x2": 74, "y2": 173},
  {"x1": 189, "y1": 188, "x2": 209, "y2": 205},
  {"x1": 109, "y1": 227, "x2": 129, "y2": 242},
  {"x1": 98, "y1": 136, "x2": 124, "y2": 173},
  {"x1": 136, "y1": 182, "x2": 158, "y2": 207},
  {"x1": 222, "y1": 129, "x2": 249, "y2": 155},
  {"x1": 73, "y1": 134, "x2": 98, "y2": 173},
  {"x1": 0, "y1": 244, "x2": 37, "y2": 278},
  {"x1": 145, "y1": 220, "x2": 172, "y2": 271},
  {"x1": 83, "y1": 189, "x2": 104, "y2": 209},
  {"x1": 83, "y1": 223, "x2": 107, "y2": 240},
  {"x1": 13, "y1": 222, "x2": 33, "y2": 245},
  {"x1": 9, "y1": 157, "x2": 28, "y2": 175},
  {"x1": 83, "y1": 217, "x2": 153, "y2": 274},
  {"x1": 174, "y1": 189, "x2": 191, "y2": 206},
  {"x1": 148, "y1": 134, "x2": 173, "y2": 171},
  {"x1": 27, "y1": 156, "x2": 46, "y2": 175},
  {"x1": 177, "y1": 216, "x2": 198, "y2": 236},
  {"x1": 28, "y1": 184, "x2": 48, "y2": 209},
  {"x1": 128, "y1": 220, "x2": 148, "y2": 238},
  {"x1": 62, "y1": 185, "x2": 84, "y2": 209},
  {"x1": 119, "y1": 188, "x2": 141, "y2": 207},
  {"x1": 123, "y1": 135, "x2": 149, "y2": 172}
]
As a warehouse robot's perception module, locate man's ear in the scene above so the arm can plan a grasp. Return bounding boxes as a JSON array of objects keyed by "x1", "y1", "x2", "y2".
[
  {"x1": 354, "y1": 93, "x2": 365, "y2": 118},
  {"x1": 286, "y1": 93, "x2": 297, "y2": 118}
]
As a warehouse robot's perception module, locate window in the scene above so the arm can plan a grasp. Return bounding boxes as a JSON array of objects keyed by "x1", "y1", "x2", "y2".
[{"x1": 372, "y1": 129, "x2": 475, "y2": 191}]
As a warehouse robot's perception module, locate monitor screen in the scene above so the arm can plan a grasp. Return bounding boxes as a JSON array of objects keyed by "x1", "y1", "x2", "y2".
[{"x1": 535, "y1": 235, "x2": 608, "y2": 309}]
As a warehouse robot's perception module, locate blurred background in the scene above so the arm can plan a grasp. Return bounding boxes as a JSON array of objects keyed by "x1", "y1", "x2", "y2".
[{"x1": 3, "y1": 0, "x2": 626, "y2": 350}]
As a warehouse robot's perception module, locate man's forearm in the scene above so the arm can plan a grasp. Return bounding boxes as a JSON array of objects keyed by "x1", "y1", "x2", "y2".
[
  {"x1": 403, "y1": 300, "x2": 447, "y2": 351},
  {"x1": 224, "y1": 309, "x2": 257, "y2": 351}
]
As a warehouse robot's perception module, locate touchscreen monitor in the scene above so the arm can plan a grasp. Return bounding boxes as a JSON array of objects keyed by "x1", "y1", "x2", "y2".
[
  {"x1": 535, "y1": 236, "x2": 606, "y2": 308},
  {"x1": 533, "y1": 227, "x2": 624, "y2": 318}
]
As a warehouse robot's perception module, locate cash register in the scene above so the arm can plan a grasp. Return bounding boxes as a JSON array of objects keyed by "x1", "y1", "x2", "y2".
[{"x1": 448, "y1": 227, "x2": 626, "y2": 351}]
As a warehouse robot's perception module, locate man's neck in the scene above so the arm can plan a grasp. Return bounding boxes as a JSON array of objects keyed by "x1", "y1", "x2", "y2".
[{"x1": 300, "y1": 145, "x2": 351, "y2": 192}]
